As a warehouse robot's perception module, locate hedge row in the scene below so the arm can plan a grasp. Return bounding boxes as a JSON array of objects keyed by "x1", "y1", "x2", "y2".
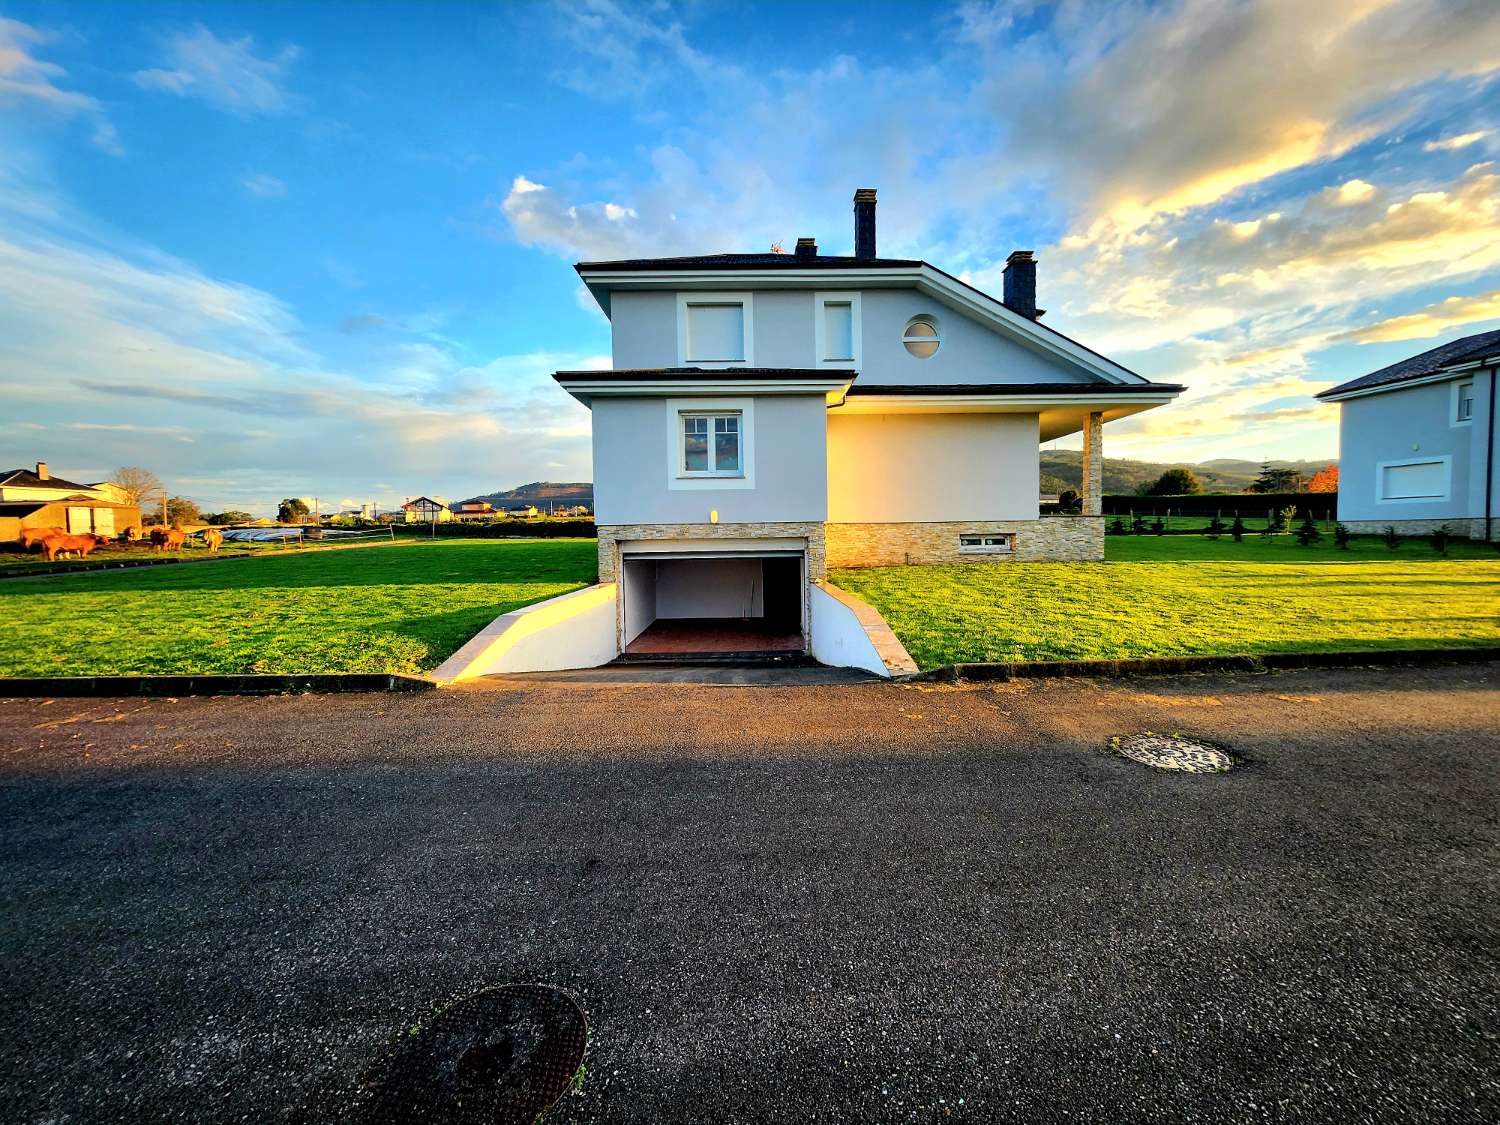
[
  {"x1": 391, "y1": 520, "x2": 597, "y2": 539},
  {"x1": 1102, "y1": 492, "x2": 1336, "y2": 518}
]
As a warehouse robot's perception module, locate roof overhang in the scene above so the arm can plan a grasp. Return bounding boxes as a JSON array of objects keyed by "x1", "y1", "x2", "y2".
[
  {"x1": 1317, "y1": 355, "x2": 1500, "y2": 403},
  {"x1": 836, "y1": 384, "x2": 1182, "y2": 441},
  {"x1": 554, "y1": 368, "x2": 856, "y2": 407},
  {"x1": 577, "y1": 263, "x2": 1145, "y2": 386}
]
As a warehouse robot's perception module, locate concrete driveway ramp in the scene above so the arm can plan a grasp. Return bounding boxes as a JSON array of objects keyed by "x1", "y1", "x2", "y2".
[
  {"x1": 1112, "y1": 733, "x2": 1233, "y2": 773},
  {"x1": 354, "y1": 984, "x2": 587, "y2": 1124}
]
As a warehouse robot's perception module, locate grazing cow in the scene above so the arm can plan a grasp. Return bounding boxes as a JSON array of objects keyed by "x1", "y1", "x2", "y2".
[
  {"x1": 200, "y1": 528, "x2": 223, "y2": 553},
  {"x1": 20, "y1": 527, "x2": 64, "y2": 552},
  {"x1": 42, "y1": 533, "x2": 108, "y2": 562},
  {"x1": 149, "y1": 527, "x2": 187, "y2": 552},
  {"x1": 122, "y1": 525, "x2": 141, "y2": 543}
]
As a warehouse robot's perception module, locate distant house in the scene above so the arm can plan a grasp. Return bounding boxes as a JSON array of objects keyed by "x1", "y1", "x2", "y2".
[
  {"x1": 0, "y1": 462, "x2": 142, "y2": 543},
  {"x1": 504, "y1": 503, "x2": 541, "y2": 518},
  {"x1": 401, "y1": 496, "x2": 452, "y2": 523},
  {"x1": 1316, "y1": 329, "x2": 1497, "y2": 539},
  {"x1": 451, "y1": 500, "x2": 496, "y2": 522}
]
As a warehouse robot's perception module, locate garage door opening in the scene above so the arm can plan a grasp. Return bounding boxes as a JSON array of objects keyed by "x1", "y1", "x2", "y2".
[{"x1": 621, "y1": 553, "x2": 805, "y2": 659}]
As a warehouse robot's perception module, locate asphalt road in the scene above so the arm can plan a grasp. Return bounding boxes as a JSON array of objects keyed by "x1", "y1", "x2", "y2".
[{"x1": 1, "y1": 663, "x2": 1497, "y2": 1123}]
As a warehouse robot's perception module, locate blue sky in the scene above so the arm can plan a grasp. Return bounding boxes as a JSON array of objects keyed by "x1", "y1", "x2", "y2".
[{"x1": 3, "y1": 0, "x2": 1499, "y2": 514}]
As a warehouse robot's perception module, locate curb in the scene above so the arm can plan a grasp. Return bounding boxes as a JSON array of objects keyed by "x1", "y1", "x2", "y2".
[
  {"x1": 0, "y1": 673, "x2": 436, "y2": 698},
  {"x1": 907, "y1": 646, "x2": 1500, "y2": 683}
]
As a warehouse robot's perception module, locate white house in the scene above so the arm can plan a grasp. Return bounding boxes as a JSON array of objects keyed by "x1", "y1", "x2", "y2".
[
  {"x1": 1316, "y1": 329, "x2": 1498, "y2": 540},
  {"x1": 401, "y1": 496, "x2": 452, "y2": 523},
  {"x1": 549, "y1": 188, "x2": 1182, "y2": 661}
]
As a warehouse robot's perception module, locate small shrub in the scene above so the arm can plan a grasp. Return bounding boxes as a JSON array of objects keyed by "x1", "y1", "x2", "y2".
[
  {"x1": 1131, "y1": 513, "x2": 1147, "y2": 535},
  {"x1": 1431, "y1": 524, "x2": 1453, "y2": 556},
  {"x1": 1108, "y1": 517, "x2": 1127, "y2": 536},
  {"x1": 1230, "y1": 516, "x2": 1246, "y2": 542},
  {"x1": 1294, "y1": 511, "x2": 1322, "y2": 547},
  {"x1": 1059, "y1": 490, "x2": 1080, "y2": 512},
  {"x1": 1151, "y1": 518, "x2": 1166, "y2": 536},
  {"x1": 1333, "y1": 523, "x2": 1352, "y2": 550},
  {"x1": 1205, "y1": 516, "x2": 1227, "y2": 539},
  {"x1": 1382, "y1": 525, "x2": 1401, "y2": 550}
]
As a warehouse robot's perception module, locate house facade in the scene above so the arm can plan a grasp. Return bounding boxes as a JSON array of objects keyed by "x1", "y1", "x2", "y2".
[
  {"x1": 1316, "y1": 330, "x2": 1498, "y2": 539},
  {"x1": 554, "y1": 189, "x2": 1182, "y2": 657},
  {"x1": 0, "y1": 462, "x2": 142, "y2": 543},
  {"x1": 451, "y1": 500, "x2": 496, "y2": 522},
  {"x1": 401, "y1": 496, "x2": 452, "y2": 523}
]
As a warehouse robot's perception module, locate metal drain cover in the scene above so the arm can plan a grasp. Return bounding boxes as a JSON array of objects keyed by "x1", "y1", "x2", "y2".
[
  {"x1": 1113, "y1": 733, "x2": 1232, "y2": 773},
  {"x1": 354, "y1": 984, "x2": 588, "y2": 1124}
]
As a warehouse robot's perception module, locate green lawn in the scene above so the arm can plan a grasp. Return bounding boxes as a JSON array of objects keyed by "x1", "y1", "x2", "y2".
[
  {"x1": 832, "y1": 533, "x2": 1500, "y2": 670},
  {"x1": 0, "y1": 539, "x2": 597, "y2": 677}
]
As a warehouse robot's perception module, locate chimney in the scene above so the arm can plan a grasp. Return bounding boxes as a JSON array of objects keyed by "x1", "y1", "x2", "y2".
[
  {"x1": 35, "y1": 461, "x2": 49, "y2": 481},
  {"x1": 1002, "y1": 250, "x2": 1038, "y2": 320},
  {"x1": 794, "y1": 236, "x2": 817, "y2": 259},
  {"x1": 853, "y1": 188, "x2": 877, "y2": 258}
]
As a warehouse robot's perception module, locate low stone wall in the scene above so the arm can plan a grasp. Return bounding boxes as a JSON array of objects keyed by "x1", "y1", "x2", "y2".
[
  {"x1": 596, "y1": 522, "x2": 827, "y2": 581},
  {"x1": 1341, "y1": 518, "x2": 1494, "y2": 540},
  {"x1": 826, "y1": 517, "x2": 1104, "y2": 567}
]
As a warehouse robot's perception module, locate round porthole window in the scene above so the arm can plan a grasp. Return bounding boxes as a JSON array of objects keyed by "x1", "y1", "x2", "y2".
[{"x1": 903, "y1": 316, "x2": 941, "y2": 358}]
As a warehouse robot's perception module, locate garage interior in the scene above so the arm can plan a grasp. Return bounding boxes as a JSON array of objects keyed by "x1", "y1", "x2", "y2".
[{"x1": 620, "y1": 552, "x2": 805, "y2": 660}]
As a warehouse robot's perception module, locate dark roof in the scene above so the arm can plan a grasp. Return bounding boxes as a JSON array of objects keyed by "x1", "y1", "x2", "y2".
[
  {"x1": 0, "y1": 468, "x2": 93, "y2": 491},
  {"x1": 846, "y1": 382, "x2": 1184, "y2": 396},
  {"x1": 0, "y1": 501, "x2": 47, "y2": 515},
  {"x1": 1318, "y1": 329, "x2": 1500, "y2": 399},
  {"x1": 577, "y1": 254, "x2": 921, "y2": 272},
  {"x1": 554, "y1": 367, "x2": 856, "y2": 382}
]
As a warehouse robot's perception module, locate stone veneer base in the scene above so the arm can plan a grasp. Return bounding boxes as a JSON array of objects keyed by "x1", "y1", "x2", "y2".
[
  {"x1": 1340, "y1": 518, "x2": 1495, "y2": 540},
  {"x1": 826, "y1": 518, "x2": 1105, "y2": 566}
]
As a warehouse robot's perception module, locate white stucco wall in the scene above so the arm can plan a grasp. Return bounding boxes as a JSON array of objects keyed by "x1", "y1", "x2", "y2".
[
  {"x1": 827, "y1": 412, "x2": 1041, "y2": 522},
  {"x1": 604, "y1": 285, "x2": 1097, "y2": 385},
  {"x1": 654, "y1": 558, "x2": 766, "y2": 618},
  {"x1": 621, "y1": 558, "x2": 658, "y2": 642},
  {"x1": 1337, "y1": 374, "x2": 1495, "y2": 523},
  {"x1": 808, "y1": 583, "x2": 892, "y2": 677},
  {"x1": 429, "y1": 584, "x2": 619, "y2": 681},
  {"x1": 592, "y1": 394, "x2": 829, "y2": 524}
]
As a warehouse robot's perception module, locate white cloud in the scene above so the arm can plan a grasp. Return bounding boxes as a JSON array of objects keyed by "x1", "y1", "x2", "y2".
[
  {"x1": 0, "y1": 17, "x2": 122, "y2": 154},
  {"x1": 134, "y1": 24, "x2": 299, "y2": 117},
  {"x1": 1425, "y1": 130, "x2": 1490, "y2": 151},
  {"x1": 243, "y1": 173, "x2": 286, "y2": 198},
  {"x1": 1337, "y1": 289, "x2": 1500, "y2": 343}
]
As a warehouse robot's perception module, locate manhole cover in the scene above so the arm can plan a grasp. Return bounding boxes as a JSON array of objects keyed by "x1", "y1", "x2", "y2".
[
  {"x1": 1112, "y1": 733, "x2": 1232, "y2": 773},
  {"x1": 354, "y1": 984, "x2": 588, "y2": 1124}
]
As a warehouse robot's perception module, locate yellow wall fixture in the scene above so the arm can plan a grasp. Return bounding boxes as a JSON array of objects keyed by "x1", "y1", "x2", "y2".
[{"x1": 710, "y1": 509, "x2": 719, "y2": 524}]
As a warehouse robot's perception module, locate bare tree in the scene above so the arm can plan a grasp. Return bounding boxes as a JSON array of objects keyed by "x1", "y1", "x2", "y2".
[{"x1": 113, "y1": 466, "x2": 164, "y2": 506}]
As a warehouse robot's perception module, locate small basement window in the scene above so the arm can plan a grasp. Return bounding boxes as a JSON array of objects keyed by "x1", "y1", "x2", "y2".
[{"x1": 959, "y1": 534, "x2": 1012, "y2": 553}]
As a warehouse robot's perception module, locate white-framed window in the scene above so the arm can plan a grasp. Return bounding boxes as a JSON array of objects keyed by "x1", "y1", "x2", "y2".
[
  {"x1": 1376, "y1": 456, "x2": 1451, "y2": 504},
  {"x1": 1453, "y1": 380, "x2": 1474, "y2": 426},
  {"x1": 959, "y1": 533, "x2": 1013, "y2": 554},
  {"x1": 666, "y1": 397, "x2": 756, "y2": 490},
  {"x1": 680, "y1": 411, "x2": 742, "y2": 476},
  {"x1": 814, "y1": 291, "x2": 861, "y2": 368},
  {"x1": 677, "y1": 292, "x2": 753, "y2": 367},
  {"x1": 903, "y1": 314, "x2": 941, "y2": 359}
]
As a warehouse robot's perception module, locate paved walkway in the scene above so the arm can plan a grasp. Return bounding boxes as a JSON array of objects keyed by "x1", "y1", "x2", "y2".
[{"x1": 2, "y1": 663, "x2": 1497, "y2": 1122}]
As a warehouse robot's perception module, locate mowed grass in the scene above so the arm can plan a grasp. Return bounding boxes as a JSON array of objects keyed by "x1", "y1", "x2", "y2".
[
  {"x1": 0, "y1": 539, "x2": 597, "y2": 677},
  {"x1": 832, "y1": 533, "x2": 1500, "y2": 669}
]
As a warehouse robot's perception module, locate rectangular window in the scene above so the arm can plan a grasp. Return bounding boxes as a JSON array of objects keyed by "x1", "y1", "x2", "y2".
[
  {"x1": 959, "y1": 533, "x2": 1013, "y2": 554},
  {"x1": 823, "y1": 301, "x2": 853, "y2": 361},
  {"x1": 1456, "y1": 381, "x2": 1474, "y2": 423},
  {"x1": 1380, "y1": 459, "x2": 1448, "y2": 501},
  {"x1": 681, "y1": 412, "x2": 742, "y2": 476},
  {"x1": 685, "y1": 303, "x2": 745, "y2": 363}
]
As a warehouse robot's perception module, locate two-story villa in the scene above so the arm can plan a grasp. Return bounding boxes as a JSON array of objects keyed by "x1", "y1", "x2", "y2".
[{"x1": 552, "y1": 189, "x2": 1182, "y2": 661}]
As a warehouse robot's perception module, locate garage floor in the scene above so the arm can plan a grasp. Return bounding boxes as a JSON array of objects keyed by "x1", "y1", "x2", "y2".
[{"x1": 623, "y1": 617, "x2": 804, "y2": 657}]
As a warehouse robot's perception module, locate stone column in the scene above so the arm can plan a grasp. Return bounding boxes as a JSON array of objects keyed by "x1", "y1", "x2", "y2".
[{"x1": 1081, "y1": 411, "x2": 1103, "y2": 516}]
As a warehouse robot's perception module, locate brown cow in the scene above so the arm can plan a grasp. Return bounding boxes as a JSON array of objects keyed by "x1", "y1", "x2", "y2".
[
  {"x1": 200, "y1": 528, "x2": 223, "y2": 553},
  {"x1": 149, "y1": 527, "x2": 187, "y2": 552},
  {"x1": 20, "y1": 527, "x2": 64, "y2": 552},
  {"x1": 42, "y1": 533, "x2": 108, "y2": 562}
]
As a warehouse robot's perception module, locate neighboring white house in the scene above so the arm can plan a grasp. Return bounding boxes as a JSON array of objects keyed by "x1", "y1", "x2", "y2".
[
  {"x1": 552, "y1": 188, "x2": 1182, "y2": 660},
  {"x1": 1316, "y1": 329, "x2": 1498, "y2": 540}
]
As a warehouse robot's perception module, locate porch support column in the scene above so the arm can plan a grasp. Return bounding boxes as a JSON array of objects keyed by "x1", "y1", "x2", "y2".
[{"x1": 1081, "y1": 411, "x2": 1104, "y2": 516}]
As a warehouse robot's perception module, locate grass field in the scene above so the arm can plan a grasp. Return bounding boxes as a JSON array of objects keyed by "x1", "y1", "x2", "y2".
[
  {"x1": 0, "y1": 539, "x2": 596, "y2": 677},
  {"x1": 832, "y1": 533, "x2": 1500, "y2": 669}
]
